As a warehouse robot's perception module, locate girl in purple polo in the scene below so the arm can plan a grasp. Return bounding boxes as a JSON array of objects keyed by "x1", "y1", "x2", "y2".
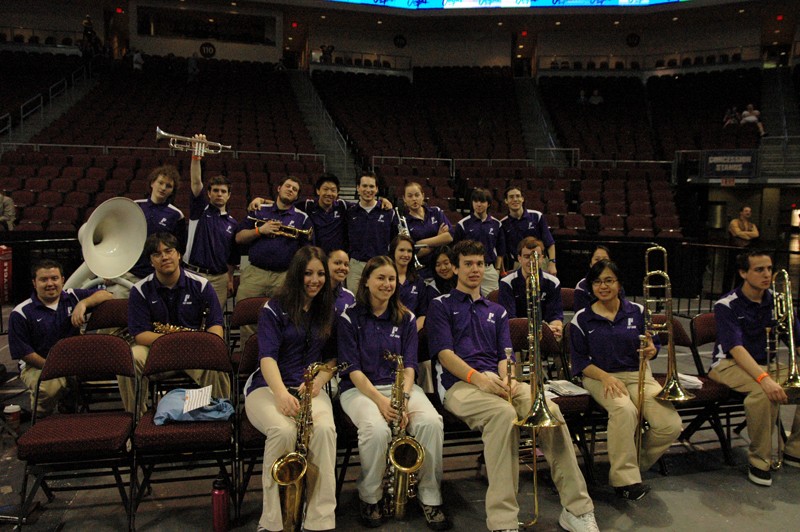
[
  {"x1": 390, "y1": 234, "x2": 427, "y2": 330},
  {"x1": 573, "y1": 245, "x2": 625, "y2": 311},
  {"x1": 328, "y1": 249, "x2": 355, "y2": 315},
  {"x1": 569, "y1": 259, "x2": 681, "y2": 501},
  {"x1": 244, "y1": 246, "x2": 338, "y2": 532},
  {"x1": 337, "y1": 256, "x2": 450, "y2": 530},
  {"x1": 401, "y1": 182, "x2": 453, "y2": 278}
]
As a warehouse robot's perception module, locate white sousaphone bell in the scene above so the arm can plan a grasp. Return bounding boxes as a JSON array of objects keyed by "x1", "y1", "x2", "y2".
[{"x1": 64, "y1": 197, "x2": 147, "y2": 290}]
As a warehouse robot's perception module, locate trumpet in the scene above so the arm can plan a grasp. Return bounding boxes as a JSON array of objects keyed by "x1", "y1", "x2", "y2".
[
  {"x1": 156, "y1": 126, "x2": 231, "y2": 157},
  {"x1": 247, "y1": 217, "x2": 313, "y2": 240},
  {"x1": 395, "y1": 208, "x2": 423, "y2": 270}
]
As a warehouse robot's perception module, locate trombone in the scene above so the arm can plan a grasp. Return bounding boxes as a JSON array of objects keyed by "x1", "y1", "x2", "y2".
[
  {"x1": 767, "y1": 269, "x2": 800, "y2": 469},
  {"x1": 247, "y1": 216, "x2": 313, "y2": 240},
  {"x1": 505, "y1": 250, "x2": 562, "y2": 527},
  {"x1": 156, "y1": 126, "x2": 231, "y2": 157}
]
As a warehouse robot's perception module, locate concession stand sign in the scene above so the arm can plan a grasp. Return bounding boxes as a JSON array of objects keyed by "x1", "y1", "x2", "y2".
[{"x1": 703, "y1": 150, "x2": 757, "y2": 179}]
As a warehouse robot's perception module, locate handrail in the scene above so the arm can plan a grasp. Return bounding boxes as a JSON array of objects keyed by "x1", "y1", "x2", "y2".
[
  {"x1": 0, "y1": 113, "x2": 10, "y2": 137},
  {"x1": 49, "y1": 78, "x2": 67, "y2": 105},
  {"x1": 19, "y1": 94, "x2": 43, "y2": 135},
  {"x1": 71, "y1": 66, "x2": 86, "y2": 88}
]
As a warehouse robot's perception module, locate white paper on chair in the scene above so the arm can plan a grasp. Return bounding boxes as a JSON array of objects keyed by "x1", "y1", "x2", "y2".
[
  {"x1": 677, "y1": 373, "x2": 703, "y2": 390},
  {"x1": 183, "y1": 385, "x2": 213, "y2": 413},
  {"x1": 546, "y1": 380, "x2": 590, "y2": 396}
]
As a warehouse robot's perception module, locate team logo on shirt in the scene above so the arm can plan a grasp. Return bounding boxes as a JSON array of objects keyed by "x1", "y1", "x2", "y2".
[
  {"x1": 226, "y1": 226, "x2": 233, "y2": 234},
  {"x1": 159, "y1": 217, "x2": 168, "y2": 226},
  {"x1": 410, "y1": 286, "x2": 418, "y2": 294},
  {"x1": 334, "y1": 211, "x2": 340, "y2": 219},
  {"x1": 528, "y1": 222, "x2": 534, "y2": 229},
  {"x1": 488, "y1": 228, "x2": 494, "y2": 235},
  {"x1": 487, "y1": 312, "x2": 496, "y2": 324},
  {"x1": 378, "y1": 214, "x2": 385, "y2": 223},
  {"x1": 390, "y1": 326, "x2": 400, "y2": 339},
  {"x1": 183, "y1": 295, "x2": 192, "y2": 305},
  {"x1": 627, "y1": 318, "x2": 636, "y2": 330}
]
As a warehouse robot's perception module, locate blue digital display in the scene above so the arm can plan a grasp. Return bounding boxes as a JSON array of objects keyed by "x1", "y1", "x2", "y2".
[{"x1": 328, "y1": 0, "x2": 686, "y2": 9}]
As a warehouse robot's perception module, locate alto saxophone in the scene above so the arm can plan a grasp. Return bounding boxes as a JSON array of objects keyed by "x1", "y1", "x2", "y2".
[
  {"x1": 153, "y1": 304, "x2": 208, "y2": 334},
  {"x1": 271, "y1": 362, "x2": 348, "y2": 532},
  {"x1": 382, "y1": 351, "x2": 425, "y2": 519}
]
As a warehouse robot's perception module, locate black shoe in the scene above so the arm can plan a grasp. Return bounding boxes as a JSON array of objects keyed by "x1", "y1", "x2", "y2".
[
  {"x1": 359, "y1": 499, "x2": 383, "y2": 528},
  {"x1": 615, "y1": 482, "x2": 650, "y2": 500},
  {"x1": 783, "y1": 453, "x2": 800, "y2": 469},
  {"x1": 748, "y1": 465, "x2": 772, "y2": 486},
  {"x1": 420, "y1": 503, "x2": 452, "y2": 531}
]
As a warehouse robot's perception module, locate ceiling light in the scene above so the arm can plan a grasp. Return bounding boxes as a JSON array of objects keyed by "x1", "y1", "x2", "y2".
[
  {"x1": 738, "y1": 9, "x2": 745, "y2": 13},
  {"x1": 555, "y1": 21, "x2": 561, "y2": 26},
  {"x1": 516, "y1": 54, "x2": 522, "y2": 59},
  {"x1": 518, "y1": 45, "x2": 523, "y2": 49},
  {"x1": 288, "y1": 37, "x2": 293, "y2": 41},
  {"x1": 230, "y1": 1, "x2": 237, "y2": 5},
  {"x1": 321, "y1": 15, "x2": 326, "y2": 19},
  {"x1": 775, "y1": 29, "x2": 780, "y2": 33},
  {"x1": 497, "y1": 22, "x2": 503, "y2": 26},
  {"x1": 377, "y1": 20, "x2": 383, "y2": 25},
  {"x1": 614, "y1": 21, "x2": 620, "y2": 26},
  {"x1": 672, "y1": 17, "x2": 678, "y2": 21}
]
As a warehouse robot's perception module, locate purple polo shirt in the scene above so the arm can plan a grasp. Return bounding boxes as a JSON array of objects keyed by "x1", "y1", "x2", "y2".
[
  {"x1": 398, "y1": 275, "x2": 427, "y2": 316},
  {"x1": 302, "y1": 198, "x2": 349, "y2": 255},
  {"x1": 574, "y1": 277, "x2": 626, "y2": 311},
  {"x1": 334, "y1": 284, "x2": 356, "y2": 315},
  {"x1": 569, "y1": 298, "x2": 659, "y2": 376},
  {"x1": 422, "y1": 277, "x2": 456, "y2": 313},
  {"x1": 499, "y1": 269, "x2": 563, "y2": 322},
  {"x1": 711, "y1": 287, "x2": 799, "y2": 367},
  {"x1": 128, "y1": 269, "x2": 223, "y2": 336},
  {"x1": 426, "y1": 288, "x2": 512, "y2": 391},
  {"x1": 405, "y1": 205, "x2": 452, "y2": 271},
  {"x1": 238, "y1": 203, "x2": 311, "y2": 271},
  {"x1": 346, "y1": 202, "x2": 398, "y2": 262},
  {"x1": 246, "y1": 298, "x2": 331, "y2": 394},
  {"x1": 337, "y1": 304, "x2": 418, "y2": 393},
  {"x1": 131, "y1": 199, "x2": 186, "y2": 278},
  {"x1": 9, "y1": 288, "x2": 97, "y2": 360},
  {"x1": 453, "y1": 214, "x2": 505, "y2": 265},
  {"x1": 185, "y1": 189, "x2": 239, "y2": 274},
  {"x1": 499, "y1": 209, "x2": 555, "y2": 265}
]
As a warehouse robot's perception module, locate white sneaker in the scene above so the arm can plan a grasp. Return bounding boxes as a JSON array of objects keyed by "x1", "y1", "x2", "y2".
[{"x1": 559, "y1": 508, "x2": 600, "y2": 532}]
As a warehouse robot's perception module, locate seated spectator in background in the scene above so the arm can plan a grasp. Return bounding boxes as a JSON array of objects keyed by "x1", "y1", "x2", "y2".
[
  {"x1": 132, "y1": 49, "x2": 144, "y2": 72},
  {"x1": 588, "y1": 89, "x2": 604, "y2": 106},
  {"x1": 9, "y1": 259, "x2": 113, "y2": 416},
  {"x1": 577, "y1": 89, "x2": 588, "y2": 106},
  {"x1": 723, "y1": 107, "x2": 740, "y2": 127},
  {"x1": 0, "y1": 191, "x2": 15, "y2": 230},
  {"x1": 741, "y1": 104, "x2": 766, "y2": 136},
  {"x1": 187, "y1": 53, "x2": 200, "y2": 84}
]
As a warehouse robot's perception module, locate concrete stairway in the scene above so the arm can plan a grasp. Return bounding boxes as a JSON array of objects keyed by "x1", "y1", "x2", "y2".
[{"x1": 514, "y1": 77, "x2": 568, "y2": 167}]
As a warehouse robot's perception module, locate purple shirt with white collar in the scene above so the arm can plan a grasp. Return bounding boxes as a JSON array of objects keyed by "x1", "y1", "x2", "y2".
[
  {"x1": 398, "y1": 275, "x2": 427, "y2": 316},
  {"x1": 405, "y1": 205, "x2": 452, "y2": 271},
  {"x1": 337, "y1": 304, "x2": 418, "y2": 393},
  {"x1": 710, "y1": 286, "x2": 799, "y2": 367},
  {"x1": 246, "y1": 298, "x2": 330, "y2": 393},
  {"x1": 128, "y1": 269, "x2": 223, "y2": 336},
  {"x1": 334, "y1": 284, "x2": 356, "y2": 315},
  {"x1": 453, "y1": 214, "x2": 505, "y2": 265},
  {"x1": 9, "y1": 288, "x2": 97, "y2": 360},
  {"x1": 499, "y1": 209, "x2": 555, "y2": 265},
  {"x1": 185, "y1": 189, "x2": 239, "y2": 274},
  {"x1": 569, "y1": 298, "x2": 658, "y2": 376},
  {"x1": 346, "y1": 202, "x2": 398, "y2": 262},
  {"x1": 499, "y1": 269, "x2": 563, "y2": 322},
  {"x1": 302, "y1": 198, "x2": 349, "y2": 254},
  {"x1": 426, "y1": 288, "x2": 512, "y2": 391},
  {"x1": 131, "y1": 199, "x2": 186, "y2": 278},
  {"x1": 238, "y1": 203, "x2": 311, "y2": 271}
]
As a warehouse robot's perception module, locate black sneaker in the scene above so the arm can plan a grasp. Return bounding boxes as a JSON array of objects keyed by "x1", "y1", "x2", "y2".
[
  {"x1": 359, "y1": 499, "x2": 383, "y2": 528},
  {"x1": 748, "y1": 465, "x2": 772, "y2": 486},
  {"x1": 615, "y1": 482, "x2": 651, "y2": 500},
  {"x1": 783, "y1": 453, "x2": 800, "y2": 469},
  {"x1": 420, "y1": 503, "x2": 452, "y2": 531}
]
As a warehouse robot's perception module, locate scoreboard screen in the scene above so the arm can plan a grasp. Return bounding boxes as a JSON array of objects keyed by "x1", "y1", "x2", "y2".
[{"x1": 327, "y1": 0, "x2": 687, "y2": 10}]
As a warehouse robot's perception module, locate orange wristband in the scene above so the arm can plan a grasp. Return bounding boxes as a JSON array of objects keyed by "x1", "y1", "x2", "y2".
[
  {"x1": 253, "y1": 227, "x2": 260, "y2": 238},
  {"x1": 466, "y1": 368, "x2": 476, "y2": 384},
  {"x1": 191, "y1": 155, "x2": 202, "y2": 161},
  {"x1": 756, "y1": 372, "x2": 769, "y2": 384}
]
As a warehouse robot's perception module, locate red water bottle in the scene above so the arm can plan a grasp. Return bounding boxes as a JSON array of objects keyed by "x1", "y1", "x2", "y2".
[{"x1": 212, "y1": 477, "x2": 230, "y2": 532}]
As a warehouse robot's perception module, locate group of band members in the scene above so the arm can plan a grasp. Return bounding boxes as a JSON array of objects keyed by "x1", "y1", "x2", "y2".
[{"x1": 7, "y1": 139, "x2": 800, "y2": 529}]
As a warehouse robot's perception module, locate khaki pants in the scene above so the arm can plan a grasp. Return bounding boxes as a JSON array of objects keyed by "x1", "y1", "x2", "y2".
[
  {"x1": 198, "y1": 271, "x2": 229, "y2": 313},
  {"x1": 118, "y1": 344, "x2": 232, "y2": 416},
  {"x1": 107, "y1": 272, "x2": 142, "y2": 300},
  {"x1": 345, "y1": 259, "x2": 367, "y2": 293},
  {"x1": 235, "y1": 264, "x2": 287, "y2": 348},
  {"x1": 710, "y1": 359, "x2": 800, "y2": 472},
  {"x1": 444, "y1": 377, "x2": 593, "y2": 531},
  {"x1": 340, "y1": 384, "x2": 443, "y2": 506},
  {"x1": 20, "y1": 365, "x2": 68, "y2": 417},
  {"x1": 480, "y1": 264, "x2": 499, "y2": 298},
  {"x1": 245, "y1": 386, "x2": 337, "y2": 531},
  {"x1": 582, "y1": 366, "x2": 682, "y2": 487}
]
